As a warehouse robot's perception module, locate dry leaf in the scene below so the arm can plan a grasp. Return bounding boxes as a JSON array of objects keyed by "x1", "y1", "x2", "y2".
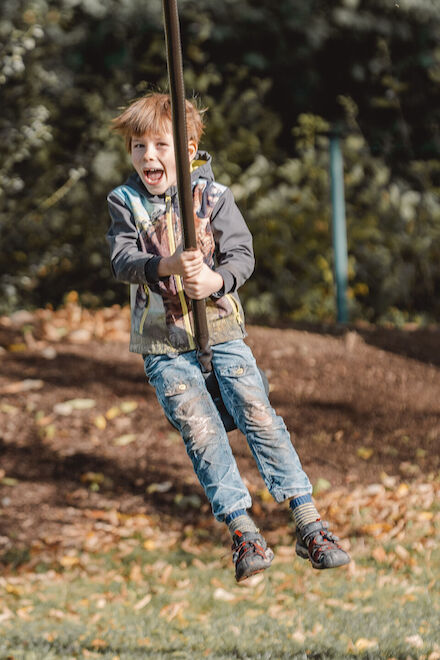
[
  {"x1": 0, "y1": 379, "x2": 44, "y2": 394},
  {"x1": 134, "y1": 594, "x2": 152, "y2": 611},
  {"x1": 93, "y1": 415, "x2": 107, "y2": 429},
  {"x1": 405, "y1": 634, "x2": 424, "y2": 649},
  {"x1": 354, "y1": 638, "x2": 378, "y2": 651},
  {"x1": 53, "y1": 398, "x2": 96, "y2": 415},
  {"x1": 120, "y1": 401, "x2": 138, "y2": 414},
  {"x1": 213, "y1": 588, "x2": 237, "y2": 602},
  {"x1": 113, "y1": 434, "x2": 137, "y2": 446},
  {"x1": 357, "y1": 447, "x2": 374, "y2": 460},
  {"x1": 106, "y1": 406, "x2": 121, "y2": 420}
]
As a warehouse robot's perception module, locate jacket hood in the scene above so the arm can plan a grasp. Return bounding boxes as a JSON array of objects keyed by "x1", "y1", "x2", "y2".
[{"x1": 126, "y1": 150, "x2": 214, "y2": 202}]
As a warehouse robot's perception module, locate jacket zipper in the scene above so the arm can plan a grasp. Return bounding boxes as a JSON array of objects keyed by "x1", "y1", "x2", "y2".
[{"x1": 166, "y1": 196, "x2": 195, "y2": 350}]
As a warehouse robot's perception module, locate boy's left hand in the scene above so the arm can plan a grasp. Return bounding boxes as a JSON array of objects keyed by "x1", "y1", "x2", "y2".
[{"x1": 183, "y1": 264, "x2": 224, "y2": 300}]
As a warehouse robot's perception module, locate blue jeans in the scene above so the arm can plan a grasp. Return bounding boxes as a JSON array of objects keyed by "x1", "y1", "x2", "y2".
[{"x1": 144, "y1": 339, "x2": 312, "y2": 522}]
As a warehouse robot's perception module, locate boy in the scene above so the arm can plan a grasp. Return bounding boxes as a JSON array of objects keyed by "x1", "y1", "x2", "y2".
[{"x1": 106, "y1": 92, "x2": 350, "y2": 582}]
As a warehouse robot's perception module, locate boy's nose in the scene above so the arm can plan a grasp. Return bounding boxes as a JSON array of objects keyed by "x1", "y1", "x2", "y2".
[{"x1": 143, "y1": 144, "x2": 156, "y2": 160}]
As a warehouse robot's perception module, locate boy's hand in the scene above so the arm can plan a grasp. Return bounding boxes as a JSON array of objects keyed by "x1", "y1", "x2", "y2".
[
  {"x1": 183, "y1": 264, "x2": 224, "y2": 300},
  {"x1": 158, "y1": 248, "x2": 204, "y2": 279}
]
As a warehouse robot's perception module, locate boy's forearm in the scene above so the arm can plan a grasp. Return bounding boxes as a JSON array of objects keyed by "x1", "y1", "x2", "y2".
[{"x1": 157, "y1": 255, "x2": 175, "y2": 278}]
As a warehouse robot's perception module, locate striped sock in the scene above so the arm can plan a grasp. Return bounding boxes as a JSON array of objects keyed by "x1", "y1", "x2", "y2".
[
  {"x1": 225, "y1": 509, "x2": 258, "y2": 537},
  {"x1": 289, "y1": 494, "x2": 320, "y2": 531}
]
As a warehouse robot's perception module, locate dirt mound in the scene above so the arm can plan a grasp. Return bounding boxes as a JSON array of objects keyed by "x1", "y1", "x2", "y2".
[{"x1": 1, "y1": 306, "x2": 439, "y2": 551}]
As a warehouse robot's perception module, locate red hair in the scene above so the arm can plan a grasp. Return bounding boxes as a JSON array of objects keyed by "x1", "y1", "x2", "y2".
[{"x1": 111, "y1": 92, "x2": 205, "y2": 152}]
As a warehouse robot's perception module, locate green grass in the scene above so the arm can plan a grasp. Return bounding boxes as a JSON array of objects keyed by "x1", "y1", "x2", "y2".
[
  {"x1": 2, "y1": 475, "x2": 439, "y2": 659},
  {"x1": 1, "y1": 536, "x2": 439, "y2": 660}
]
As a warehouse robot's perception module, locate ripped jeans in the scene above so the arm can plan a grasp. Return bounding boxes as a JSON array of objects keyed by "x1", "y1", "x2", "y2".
[{"x1": 143, "y1": 339, "x2": 312, "y2": 522}]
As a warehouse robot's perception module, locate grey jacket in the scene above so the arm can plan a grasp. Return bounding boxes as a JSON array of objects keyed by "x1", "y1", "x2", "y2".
[{"x1": 106, "y1": 151, "x2": 255, "y2": 354}]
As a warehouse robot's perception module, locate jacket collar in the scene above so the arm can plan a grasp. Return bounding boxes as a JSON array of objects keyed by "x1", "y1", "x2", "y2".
[{"x1": 127, "y1": 150, "x2": 214, "y2": 203}]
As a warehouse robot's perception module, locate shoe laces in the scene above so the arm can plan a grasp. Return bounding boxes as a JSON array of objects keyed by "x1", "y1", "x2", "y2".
[
  {"x1": 307, "y1": 528, "x2": 342, "y2": 561},
  {"x1": 232, "y1": 532, "x2": 267, "y2": 564}
]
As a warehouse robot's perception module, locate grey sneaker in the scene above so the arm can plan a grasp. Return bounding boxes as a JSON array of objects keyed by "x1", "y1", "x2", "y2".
[
  {"x1": 296, "y1": 520, "x2": 350, "y2": 569},
  {"x1": 231, "y1": 530, "x2": 274, "y2": 582}
]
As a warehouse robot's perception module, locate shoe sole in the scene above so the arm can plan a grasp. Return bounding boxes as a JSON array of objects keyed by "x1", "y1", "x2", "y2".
[
  {"x1": 295, "y1": 543, "x2": 350, "y2": 569},
  {"x1": 236, "y1": 566, "x2": 268, "y2": 582}
]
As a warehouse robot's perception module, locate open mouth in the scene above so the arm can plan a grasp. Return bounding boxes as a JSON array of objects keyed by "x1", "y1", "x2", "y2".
[{"x1": 143, "y1": 168, "x2": 164, "y2": 185}]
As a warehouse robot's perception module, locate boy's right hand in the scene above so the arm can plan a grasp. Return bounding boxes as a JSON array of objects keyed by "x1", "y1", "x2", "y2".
[{"x1": 157, "y1": 248, "x2": 204, "y2": 279}]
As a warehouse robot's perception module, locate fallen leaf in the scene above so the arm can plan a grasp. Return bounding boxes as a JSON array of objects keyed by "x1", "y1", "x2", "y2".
[
  {"x1": 213, "y1": 587, "x2": 237, "y2": 602},
  {"x1": 120, "y1": 401, "x2": 138, "y2": 414},
  {"x1": 59, "y1": 555, "x2": 80, "y2": 568},
  {"x1": 159, "y1": 600, "x2": 188, "y2": 622},
  {"x1": 93, "y1": 415, "x2": 107, "y2": 430},
  {"x1": 143, "y1": 539, "x2": 156, "y2": 551},
  {"x1": 53, "y1": 398, "x2": 96, "y2": 415},
  {"x1": 419, "y1": 511, "x2": 434, "y2": 521},
  {"x1": 357, "y1": 447, "x2": 374, "y2": 460},
  {"x1": 313, "y1": 477, "x2": 332, "y2": 494},
  {"x1": 147, "y1": 481, "x2": 173, "y2": 494},
  {"x1": 405, "y1": 634, "x2": 424, "y2": 649},
  {"x1": 7, "y1": 343, "x2": 27, "y2": 352},
  {"x1": 0, "y1": 404, "x2": 19, "y2": 415},
  {"x1": 105, "y1": 406, "x2": 121, "y2": 420},
  {"x1": 0, "y1": 608, "x2": 14, "y2": 623},
  {"x1": 0, "y1": 379, "x2": 44, "y2": 394},
  {"x1": 134, "y1": 594, "x2": 152, "y2": 611},
  {"x1": 354, "y1": 638, "x2": 378, "y2": 651},
  {"x1": 0, "y1": 477, "x2": 19, "y2": 486},
  {"x1": 113, "y1": 434, "x2": 137, "y2": 446}
]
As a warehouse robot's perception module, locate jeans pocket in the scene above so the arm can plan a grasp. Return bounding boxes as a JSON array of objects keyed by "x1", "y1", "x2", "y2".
[{"x1": 216, "y1": 362, "x2": 249, "y2": 379}]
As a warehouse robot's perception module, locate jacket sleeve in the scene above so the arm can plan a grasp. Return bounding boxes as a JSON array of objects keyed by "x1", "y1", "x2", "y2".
[
  {"x1": 106, "y1": 191, "x2": 162, "y2": 285},
  {"x1": 210, "y1": 187, "x2": 255, "y2": 294}
]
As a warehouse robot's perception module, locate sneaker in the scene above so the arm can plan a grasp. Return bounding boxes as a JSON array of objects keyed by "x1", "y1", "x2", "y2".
[
  {"x1": 295, "y1": 520, "x2": 350, "y2": 569},
  {"x1": 231, "y1": 530, "x2": 274, "y2": 582}
]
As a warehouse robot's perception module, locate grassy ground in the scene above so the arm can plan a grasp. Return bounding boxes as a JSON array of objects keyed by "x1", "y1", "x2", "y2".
[{"x1": 1, "y1": 476, "x2": 439, "y2": 660}]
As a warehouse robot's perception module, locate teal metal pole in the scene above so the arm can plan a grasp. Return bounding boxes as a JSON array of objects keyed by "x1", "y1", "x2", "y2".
[{"x1": 329, "y1": 131, "x2": 349, "y2": 323}]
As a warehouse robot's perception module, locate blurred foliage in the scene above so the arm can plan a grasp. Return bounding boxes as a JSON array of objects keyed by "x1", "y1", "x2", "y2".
[{"x1": 0, "y1": 0, "x2": 439, "y2": 322}]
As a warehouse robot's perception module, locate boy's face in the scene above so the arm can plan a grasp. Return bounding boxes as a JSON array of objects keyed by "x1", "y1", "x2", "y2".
[{"x1": 131, "y1": 128, "x2": 197, "y2": 196}]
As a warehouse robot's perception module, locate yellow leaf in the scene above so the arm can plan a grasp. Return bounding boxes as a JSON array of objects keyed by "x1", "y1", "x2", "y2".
[
  {"x1": 143, "y1": 539, "x2": 156, "y2": 551},
  {"x1": 91, "y1": 639, "x2": 108, "y2": 649},
  {"x1": 113, "y1": 434, "x2": 137, "y2": 446},
  {"x1": 105, "y1": 406, "x2": 121, "y2": 420},
  {"x1": 120, "y1": 401, "x2": 138, "y2": 414},
  {"x1": 361, "y1": 522, "x2": 393, "y2": 537},
  {"x1": 355, "y1": 638, "x2": 378, "y2": 651},
  {"x1": 419, "y1": 511, "x2": 434, "y2": 521},
  {"x1": 313, "y1": 477, "x2": 332, "y2": 494},
  {"x1": 8, "y1": 343, "x2": 27, "y2": 352},
  {"x1": 394, "y1": 544, "x2": 410, "y2": 560},
  {"x1": 257, "y1": 488, "x2": 272, "y2": 502},
  {"x1": 372, "y1": 546, "x2": 388, "y2": 563},
  {"x1": 59, "y1": 555, "x2": 80, "y2": 568},
  {"x1": 65, "y1": 291, "x2": 79, "y2": 304},
  {"x1": 357, "y1": 447, "x2": 374, "y2": 460},
  {"x1": 93, "y1": 415, "x2": 107, "y2": 430},
  {"x1": 159, "y1": 601, "x2": 188, "y2": 621},
  {"x1": 134, "y1": 594, "x2": 152, "y2": 611},
  {"x1": 81, "y1": 472, "x2": 105, "y2": 484},
  {"x1": 6, "y1": 584, "x2": 23, "y2": 596},
  {"x1": 213, "y1": 588, "x2": 237, "y2": 602},
  {"x1": 396, "y1": 483, "x2": 409, "y2": 496}
]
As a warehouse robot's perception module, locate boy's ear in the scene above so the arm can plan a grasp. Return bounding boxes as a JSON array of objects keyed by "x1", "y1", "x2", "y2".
[{"x1": 188, "y1": 139, "x2": 198, "y2": 161}]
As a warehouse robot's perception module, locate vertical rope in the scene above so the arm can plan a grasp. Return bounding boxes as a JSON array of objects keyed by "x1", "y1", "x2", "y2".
[{"x1": 162, "y1": 0, "x2": 212, "y2": 372}]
